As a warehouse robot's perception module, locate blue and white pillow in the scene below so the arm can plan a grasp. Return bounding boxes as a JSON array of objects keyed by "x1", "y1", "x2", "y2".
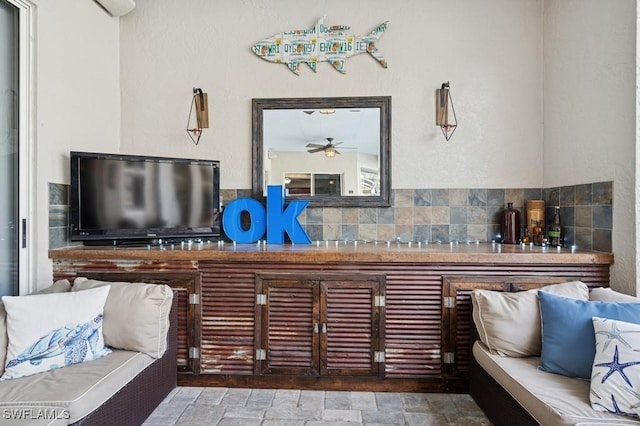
[
  {"x1": 1, "y1": 286, "x2": 112, "y2": 379},
  {"x1": 590, "y1": 317, "x2": 640, "y2": 418}
]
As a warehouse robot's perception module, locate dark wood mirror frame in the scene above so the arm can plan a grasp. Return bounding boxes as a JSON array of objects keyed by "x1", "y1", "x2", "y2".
[{"x1": 252, "y1": 96, "x2": 391, "y2": 207}]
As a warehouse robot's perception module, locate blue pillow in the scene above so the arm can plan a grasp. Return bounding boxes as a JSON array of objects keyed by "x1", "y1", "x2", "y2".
[{"x1": 538, "y1": 291, "x2": 640, "y2": 379}]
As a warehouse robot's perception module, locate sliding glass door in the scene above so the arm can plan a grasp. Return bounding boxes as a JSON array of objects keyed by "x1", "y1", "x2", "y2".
[{"x1": 0, "y1": 0, "x2": 19, "y2": 296}]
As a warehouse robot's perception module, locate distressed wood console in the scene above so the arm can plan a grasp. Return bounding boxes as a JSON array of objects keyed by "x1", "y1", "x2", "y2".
[{"x1": 49, "y1": 242, "x2": 613, "y2": 392}]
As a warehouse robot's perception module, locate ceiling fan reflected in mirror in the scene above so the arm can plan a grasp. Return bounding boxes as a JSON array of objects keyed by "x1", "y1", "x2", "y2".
[{"x1": 306, "y1": 137, "x2": 356, "y2": 157}]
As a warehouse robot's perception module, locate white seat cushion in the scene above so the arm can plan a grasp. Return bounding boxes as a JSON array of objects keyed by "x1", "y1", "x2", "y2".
[
  {"x1": 0, "y1": 349, "x2": 153, "y2": 424},
  {"x1": 473, "y1": 341, "x2": 640, "y2": 425}
]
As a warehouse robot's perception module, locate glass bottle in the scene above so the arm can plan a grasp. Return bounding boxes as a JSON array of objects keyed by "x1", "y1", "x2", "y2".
[
  {"x1": 501, "y1": 202, "x2": 521, "y2": 244},
  {"x1": 548, "y1": 206, "x2": 562, "y2": 247},
  {"x1": 532, "y1": 220, "x2": 544, "y2": 246},
  {"x1": 520, "y1": 228, "x2": 531, "y2": 244}
]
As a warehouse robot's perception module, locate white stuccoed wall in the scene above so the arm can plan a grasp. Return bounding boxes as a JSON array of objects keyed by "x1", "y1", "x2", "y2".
[
  {"x1": 118, "y1": 0, "x2": 543, "y2": 190},
  {"x1": 542, "y1": 0, "x2": 636, "y2": 295},
  {"x1": 32, "y1": 0, "x2": 637, "y2": 294},
  {"x1": 32, "y1": 0, "x2": 120, "y2": 288}
]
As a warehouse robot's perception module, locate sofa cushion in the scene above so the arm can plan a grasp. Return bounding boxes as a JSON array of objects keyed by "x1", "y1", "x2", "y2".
[
  {"x1": 72, "y1": 278, "x2": 173, "y2": 358},
  {"x1": 590, "y1": 317, "x2": 640, "y2": 418},
  {"x1": 0, "y1": 349, "x2": 154, "y2": 423},
  {"x1": 35, "y1": 280, "x2": 72, "y2": 295},
  {"x1": 471, "y1": 281, "x2": 589, "y2": 357},
  {"x1": 1, "y1": 286, "x2": 111, "y2": 379},
  {"x1": 538, "y1": 291, "x2": 640, "y2": 379},
  {"x1": 473, "y1": 341, "x2": 640, "y2": 425},
  {"x1": 590, "y1": 287, "x2": 639, "y2": 302}
]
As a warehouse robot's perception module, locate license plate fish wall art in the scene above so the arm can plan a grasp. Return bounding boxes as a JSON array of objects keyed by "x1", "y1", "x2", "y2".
[{"x1": 252, "y1": 16, "x2": 389, "y2": 74}]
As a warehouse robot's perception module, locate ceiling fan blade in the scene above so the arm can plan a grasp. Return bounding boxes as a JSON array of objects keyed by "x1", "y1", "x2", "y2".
[
  {"x1": 306, "y1": 143, "x2": 325, "y2": 148},
  {"x1": 332, "y1": 142, "x2": 344, "y2": 146},
  {"x1": 335, "y1": 150, "x2": 342, "y2": 155},
  {"x1": 307, "y1": 147, "x2": 325, "y2": 153}
]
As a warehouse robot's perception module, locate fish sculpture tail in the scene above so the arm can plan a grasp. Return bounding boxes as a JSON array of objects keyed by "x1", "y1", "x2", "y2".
[{"x1": 360, "y1": 21, "x2": 389, "y2": 68}]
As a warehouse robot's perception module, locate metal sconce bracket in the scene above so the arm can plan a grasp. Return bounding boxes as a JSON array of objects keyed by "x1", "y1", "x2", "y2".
[
  {"x1": 187, "y1": 87, "x2": 209, "y2": 145},
  {"x1": 436, "y1": 81, "x2": 457, "y2": 141}
]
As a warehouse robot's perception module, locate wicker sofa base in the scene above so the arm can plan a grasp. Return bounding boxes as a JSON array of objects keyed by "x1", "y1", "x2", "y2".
[
  {"x1": 70, "y1": 297, "x2": 178, "y2": 426},
  {"x1": 469, "y1": 354, "x2": 538, "y2": 426}
]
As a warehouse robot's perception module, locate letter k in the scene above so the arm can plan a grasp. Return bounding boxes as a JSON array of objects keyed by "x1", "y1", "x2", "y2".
[{"x1": 266, "y1": 185, "x2": 311, "y2": 244}]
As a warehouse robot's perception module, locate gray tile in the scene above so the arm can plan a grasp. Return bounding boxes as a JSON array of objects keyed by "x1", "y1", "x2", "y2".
[
  {"x1": 361, "y1": 409, "x2": 405, "y2": 424},
  {"x1": 450, "y1": 206, "x2": 467, "y2": 225},
  {"x1": 176, "y1": 404, "x2": 224, "y2": 425},
  {"x1": 377, "y1": 207, "x2": 394, "y2": 224},
  {"x1": 49, "y1": 205, "x2": 68, "y2": 227},
  {"x1": 449, "y1": 224, "x2": 467, "y2": 242},
  {"x1": 559, "y1": 185, "x2": 575, "y2": 206},
  {"x1": 432, "y1": 225, "x2": 449, "y2": 243},
  {"x1": 48, "y1": 182, "x2": 69, "y2": 205},
  {"x1": 218, "y1": 419, "x2": 262, "y2": 426},
  {"x1": 413, "y1": 189, "x2": 432, "y2": 206},
  {"x1": 405, "y1": 412, "x2": 448, "y2": 425},
  {"x1": 49, "y1": 227, "x2": 69, "y2": 250},
  {"x1": 262, "y1": 421, "x2": 304, "y2": 426},
  {"x1": 359, "y1": 208, "x2": 377, "y2": 225},
  {"x1": 593, "y1": 229, "x2": 612, "y2": 252},
  {"x1": 593, "y1": 205, "x2": 613, "y2": 229},
  {"x1": 413, "y1": 225, "x2": 431, "y2": 243},
  {"x1": 306, "y1": 224, "x2": 323, "y2": 241},
  {"x1": 321, "y1": 409, "x2": 362, "y2": 422},
  {"x1": 264, "y1": 407, "x2": 322, "y2": 421},
  {"x1": 450, "y1": 189, "x2": 468, "y2": 206},
  {"x1": 468, "y1": 189, "x2": 487, "y2": 206},
  {"x1": 375, "y1": 392, "x2": 403, "y2": 410},
  {"x1": 307, "y1": 207, "x2": 324, "y2": 224},
  {"x1": 244, "y1": 389, "x2": 275, "y2": 409},
  {"x1": 223, "y1": 406, "x2": 266, "y2": 419},
  {"x1": 350, "y1": 391, "x2": 377, "y2": 410},
  {"x1": 298, "y1": 390, "x2": 325, "y2": 409},
  {"x1": 574, "y1": 227, "x2": 593, "y2": 250},
  {"x1": 592, "y1": 181, "x2": 613, "y2": 205},
  {"x1": 342, "y1": 224, "x2": 358, "y2": 240},
  {"x1": 220, "y1": 388, "x2": 251, "y2": 406},
  {"x1": 523, "y1": 188, "x2": 542, "y2": 204},
  {"x1": 575, "y1": 184, "x2": 592, "y2": 205},
  {"x1": 325, "y1": 391, "x2": 351, "y2": 410},
  {"x1": 195, "y1": 387, "x2": 228, "y2": 405},
  {"x1": 487, "y1": 189, "x2": 504, "y2": 207},
  {"x1": 574, "y1": 206, "x2": 592, "y2": 228},
  {"x1": 467, "y1": 206, "x2": 487, "y2": 225},
  {"x1": 432, "y1": 189, "x2": 450, "y2": 206},
  {"x1": 393, "y1": 189, "x2": 413, "y2": 207}
]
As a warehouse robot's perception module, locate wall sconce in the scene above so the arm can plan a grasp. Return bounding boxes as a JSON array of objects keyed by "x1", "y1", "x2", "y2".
[
  {"x1": 436, "y1": 81, "x2": 457, "y2": 141},
  {"x1": 187, "y1": 87, "x2": 209, "y2": 145}
]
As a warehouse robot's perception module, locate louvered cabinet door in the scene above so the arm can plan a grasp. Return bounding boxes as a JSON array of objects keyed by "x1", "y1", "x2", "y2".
[
  {"x1": 321, "y1": 278, "x2": 385, "y2": 377},
  {"x1": 256, "y1": 278, "x2": 320, "y2": 375}
]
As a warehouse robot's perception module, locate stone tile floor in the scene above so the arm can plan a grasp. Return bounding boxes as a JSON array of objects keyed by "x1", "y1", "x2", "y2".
[{"x1": 143, "y1": 387, "x2": 491, "y2": 425}]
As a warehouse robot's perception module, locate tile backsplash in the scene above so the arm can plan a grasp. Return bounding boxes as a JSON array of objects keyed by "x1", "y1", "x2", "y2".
[{"x1": 50, "y1": 181, "x2": 613, "y2": 252}]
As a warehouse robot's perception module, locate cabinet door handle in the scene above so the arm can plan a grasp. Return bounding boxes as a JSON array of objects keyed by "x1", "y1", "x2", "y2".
[
  {"x1": 321, "y1": 323, "x2": 327, "y2": 334},
  {"x1": 313, "y1": 323, "x2": 319, "y2": 334}
]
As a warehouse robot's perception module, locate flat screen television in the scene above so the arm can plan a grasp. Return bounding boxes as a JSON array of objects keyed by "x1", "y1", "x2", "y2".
[{"x1": 70, "y1": 151, "x2": 220, "y2": 245}]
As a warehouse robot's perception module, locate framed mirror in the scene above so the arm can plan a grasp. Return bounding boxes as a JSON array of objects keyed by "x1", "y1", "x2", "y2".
[{"x1": 252, "y1": 96, "x2": 391, "y2": 207}]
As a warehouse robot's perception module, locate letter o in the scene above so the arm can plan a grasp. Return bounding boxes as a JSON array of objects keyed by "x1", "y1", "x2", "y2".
[{"x1": 222, "y1": 198, "x2": 266, "y2": 243}]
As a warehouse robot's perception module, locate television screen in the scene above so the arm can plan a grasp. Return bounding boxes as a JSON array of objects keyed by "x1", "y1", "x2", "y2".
[{"x1": 70, "y1": 151, "x2": 220, "y2": 244}]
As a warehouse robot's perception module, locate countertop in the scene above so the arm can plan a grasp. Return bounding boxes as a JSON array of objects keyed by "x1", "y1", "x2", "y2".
[{"x1": 49, "y1": 241, "x2": 613, "y2": 265}]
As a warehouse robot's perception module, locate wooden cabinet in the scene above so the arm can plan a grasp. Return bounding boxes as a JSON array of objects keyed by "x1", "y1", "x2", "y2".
[
  {"x1": 254, "y1": 273, "x2": 385, "y2": 377},
  {"x1": 50, "y1": 243, "x2": 612, "y2": 392}
]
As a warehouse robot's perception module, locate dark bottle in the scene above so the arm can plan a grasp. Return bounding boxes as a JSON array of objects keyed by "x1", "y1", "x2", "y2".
[
  {"x1": 548, "y1": 206, "x2": 562, "y2": 247},
  {"x1": 501, "y1": 202, "x2": 521, "y2": 244}
]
